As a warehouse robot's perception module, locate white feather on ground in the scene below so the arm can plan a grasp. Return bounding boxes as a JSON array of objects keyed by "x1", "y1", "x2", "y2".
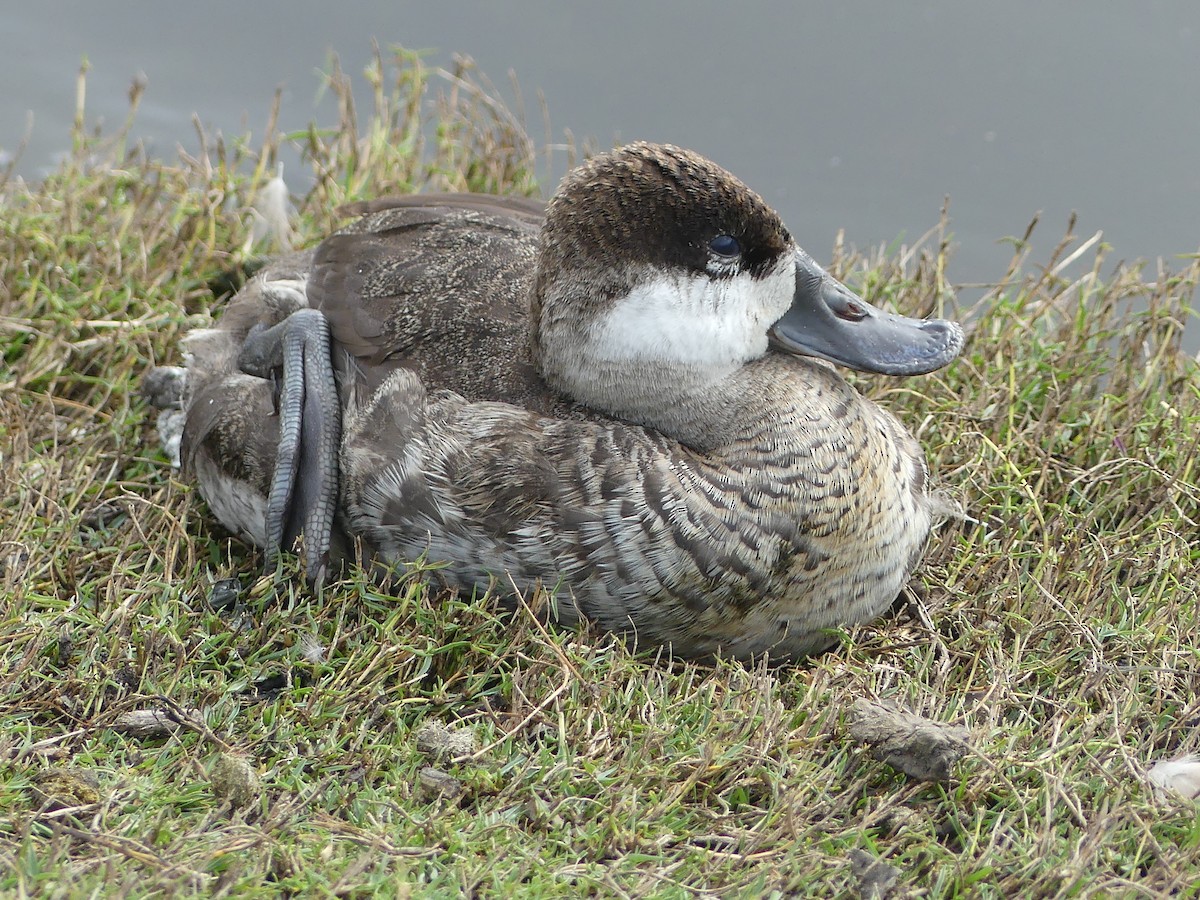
[{"x1": 1147, "y1": 754, "x2": 1200, "y2": 800}]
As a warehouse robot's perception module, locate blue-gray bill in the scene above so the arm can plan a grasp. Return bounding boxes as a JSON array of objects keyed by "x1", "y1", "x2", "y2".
[{"x1": 769, "y1": 250, "x2": 964, "y2": 376}]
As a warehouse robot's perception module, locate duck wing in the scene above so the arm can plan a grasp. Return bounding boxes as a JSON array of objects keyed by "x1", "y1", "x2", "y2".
[
  {"x1": 183, "y1": 195, "x2": 571, "y2": 582},
  {"x1": 307, "y1": 194, "x2": 567, "y2": 415}
]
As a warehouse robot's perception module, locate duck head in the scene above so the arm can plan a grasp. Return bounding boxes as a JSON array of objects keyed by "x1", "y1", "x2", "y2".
[{"x1": 531, "y1": 142, "x2": 963, "y2": 443}]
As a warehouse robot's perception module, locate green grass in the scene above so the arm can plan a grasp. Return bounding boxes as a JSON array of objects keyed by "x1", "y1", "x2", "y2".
[{"x1": 3, "y1": 49, "x2": 1199, "y2": 897}]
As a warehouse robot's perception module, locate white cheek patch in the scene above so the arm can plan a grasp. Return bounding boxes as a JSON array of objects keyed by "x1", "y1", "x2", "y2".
[{"x1": 592, "y1": 260, "x2": 795, "y2": 371}]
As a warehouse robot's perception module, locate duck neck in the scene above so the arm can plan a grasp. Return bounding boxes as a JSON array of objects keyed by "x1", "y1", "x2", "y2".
[
  {"x1": 534, "y1": 265, "x2": 802, "y2": 452},
  {"x1": 556, "y1": 353, "x2": 821, "y2": 455}
]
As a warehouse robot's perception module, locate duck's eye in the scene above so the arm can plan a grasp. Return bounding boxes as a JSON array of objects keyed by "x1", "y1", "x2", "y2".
[{"x1": 708, "y1": 234, "x2": 741, "y2": 258}]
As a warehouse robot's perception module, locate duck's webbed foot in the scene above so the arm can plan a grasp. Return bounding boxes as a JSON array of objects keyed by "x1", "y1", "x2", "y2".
[{"x1": 238, "y1": 308, "x2": 340, "y2": 586}]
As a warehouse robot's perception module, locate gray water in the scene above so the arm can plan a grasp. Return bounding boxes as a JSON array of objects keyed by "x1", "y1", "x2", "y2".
[{"x1": 6, "y1": 1, "x2": 1200, "y2": 289}]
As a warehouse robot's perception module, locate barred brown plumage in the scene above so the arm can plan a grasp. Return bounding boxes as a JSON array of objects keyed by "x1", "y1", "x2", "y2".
[{"x1": 179, "y1": 142, "x2": 962, "y2": 661}]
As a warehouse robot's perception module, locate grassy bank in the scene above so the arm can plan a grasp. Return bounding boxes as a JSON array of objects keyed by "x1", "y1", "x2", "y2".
[{"x1": 3, "y1": 51, "x2": 1199, "y2": 897}]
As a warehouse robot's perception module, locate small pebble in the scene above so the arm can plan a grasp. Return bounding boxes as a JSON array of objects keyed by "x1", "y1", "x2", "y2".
[
  {"x1": 418, "y1": 766, "x2": 464, "y2": 802},
  {"x1": 415, "y1": 720, "x2": 479, "y2": 759},
  {"x1": 848, "y1": 848, "x2": 901, "y2": 899},
  {"x1": 28, "y1": 768, "x2": 101, "y2": 811},
  {"x1": 210, "y1": 753, "x2": 260, "y2": 810}
]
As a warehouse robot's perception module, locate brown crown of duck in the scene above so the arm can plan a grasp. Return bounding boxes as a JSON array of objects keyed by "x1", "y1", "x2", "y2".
[{"x1": 178, "y1": 141, "x2": 964, "y2": 661}]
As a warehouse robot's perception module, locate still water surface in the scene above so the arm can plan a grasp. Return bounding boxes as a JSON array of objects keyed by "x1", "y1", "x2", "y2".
[{"x1": 5, "y1": 1, "x2": 1200, "y2": 288}]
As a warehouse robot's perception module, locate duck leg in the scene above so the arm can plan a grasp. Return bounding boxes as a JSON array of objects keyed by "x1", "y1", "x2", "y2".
[{"x1": 237, "y1": 308, "x2": 341, "y2": 585}]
